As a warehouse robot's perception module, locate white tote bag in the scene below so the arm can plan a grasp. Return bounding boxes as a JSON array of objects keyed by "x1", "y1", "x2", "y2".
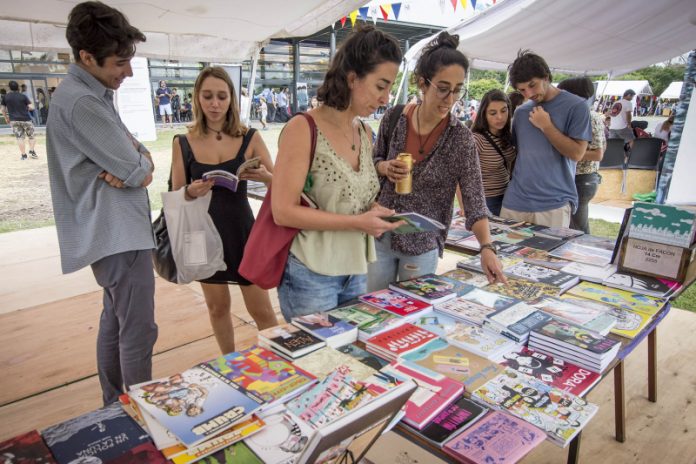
[{"x1": 161, "y1": 188, "x2": 226, "y2": 284}]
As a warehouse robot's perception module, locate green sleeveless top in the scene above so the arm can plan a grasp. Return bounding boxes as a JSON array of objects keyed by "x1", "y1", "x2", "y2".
[{"x1": 290, "y1": 124, "x2": 380, "y2": 276}]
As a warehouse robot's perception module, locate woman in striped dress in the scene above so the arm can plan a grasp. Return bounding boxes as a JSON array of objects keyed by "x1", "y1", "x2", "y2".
[{"x1": 471, "y1": 89, "x2": 517, "y2": 216}]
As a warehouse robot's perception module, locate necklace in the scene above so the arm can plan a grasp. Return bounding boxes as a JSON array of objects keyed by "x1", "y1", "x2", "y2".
[
  {"x1": 415, "y1": 105, "x2": 444, "y2": 155},
  {"x1": 209, "y1": 127, "x2": 223, "y2": 141},
  {"x1": 327, "y1": 116, "x2": 356, "y2": 151}
]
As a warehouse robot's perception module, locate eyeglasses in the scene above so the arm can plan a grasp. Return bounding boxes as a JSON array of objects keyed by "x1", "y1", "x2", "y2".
[{"x1": 426, "y1": 79, "x2": 468, "y2": 100}]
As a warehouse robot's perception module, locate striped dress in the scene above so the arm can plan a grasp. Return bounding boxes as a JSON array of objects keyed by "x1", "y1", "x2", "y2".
[{"x1": 473, "y1": 131, "x2": 517, "y2": 198}]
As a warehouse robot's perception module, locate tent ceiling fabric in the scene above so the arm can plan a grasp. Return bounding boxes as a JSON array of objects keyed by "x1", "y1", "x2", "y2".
[
  {"x1": 660, "y1": 81, "x2": 684, "y2": 99},
  {"x1": 0, "y1": 0, "x2": 366, "y2": 62},
  {"x1": 594, "y1": 80, "x2": 652, "y2": 97},
  {"x1": 405, "y1": 0, "x2": 696, "y2": 75}
]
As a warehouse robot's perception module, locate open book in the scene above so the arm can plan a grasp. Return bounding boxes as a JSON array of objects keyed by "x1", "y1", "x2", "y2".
[
  {"x1": 202, "y1": 157, "x2": 261, "y2": 192},
  {"x1": 383, "y1": 212, "x2": 446, "y2": 234}
]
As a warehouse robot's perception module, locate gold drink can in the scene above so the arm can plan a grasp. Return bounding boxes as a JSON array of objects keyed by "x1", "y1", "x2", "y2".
[{"x1": 395, "y1": 152, "x2": 413, "y2": 195}]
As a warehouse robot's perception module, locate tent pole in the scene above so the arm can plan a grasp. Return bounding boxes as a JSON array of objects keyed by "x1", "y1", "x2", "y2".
[
  {"x1": 504, "y1": 69, "x2": 510, "y2": 93},
  {"x1": 398, "y1": 39, "x2": 410, "y2": 105},
  {"x1": 246, "y1": 45, "x2": 261, "y2": 122},
  {"x1": 599, "y1": 72, "x2": 612, "y2": 112}
]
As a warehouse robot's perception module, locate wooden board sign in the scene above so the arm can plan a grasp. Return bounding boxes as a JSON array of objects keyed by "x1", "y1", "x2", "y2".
[{"x1": 620, "y1": 237, "x2": 694, "y2": 282}]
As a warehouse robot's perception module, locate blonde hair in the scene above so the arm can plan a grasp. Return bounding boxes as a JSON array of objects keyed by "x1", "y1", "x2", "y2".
[{"x1": 189, "y1": 66, "x2": 246, "y2": 137}]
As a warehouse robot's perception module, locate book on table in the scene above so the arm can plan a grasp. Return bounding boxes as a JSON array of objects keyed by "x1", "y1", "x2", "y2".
[
  {"x1": 439, "y1": 268, "x2": 491, "y2": 289},
  {"x1": 457, "y1": 286, "x2": 520, "y2": 312},
  {"x1": 243, "y1": 408, "x2": 314, "y2": 464},
  {"x1": 257, "y1": 323, "x2": 326, "y2": 359},
  {"x1": 291, "y1": 312, "x2": 358, "y2": 348},
  {"x1": 373, "y1": 360, "x2": 464, "y2": 430},
  {"x1": 515, "y1": 234, "x2": 567, "y2": 251},
  {"x1": 559, "y1": 294, "x2": 653, "y2": 339},
  {"x1": 602, "y1": 271, "x2": 682, "y2": 298},
  {"x1": 202, "y1": 157, "x2": 261, "y2": 192},
  {"x1": 193, "y1": 442, "x2": 262, "y2": 464},
  {"x1": 399, "y1": 338, "x2": 504, "y2": 392},
  {"x1": 365, "y1": 323, "x2": 439, "y2": 362},
  {"x1": 571, "y1": 233, "x2": 617, "y2": 251},
  {"x1": 530, "y1": 296, "x2": 617, "y2": 335},
  {"x1": 471, "y1": 369, "x2": 599, "y2": 448},
  {"x1": 502, "y1": 261, "x2": 580, "y2": 290},
  {"x1": 434, "y1": 296, "x2": 501, "y2": 326},
  {"x1": 457, "y1": 253, "x2": 523, "y2": 273},
  {"x1": 388, "y1": 273, "x2": 458, "y2": 304},
  {"x1": 359, "y1": 288, "x2": 433, "y2": 317},
  {"x1": 382, "y1": 211, "x2": 446, "y2": 234},
  {"x1": 498, "y1": 244, "x2": 573, "y2": 270},
  {"x1": 535, "y1": 226, "x2": 585, "y2": 239},
  {"x1": 442, "y1": 410, "x2": 546, "y2": 464},
  {"x1": 549, "y1": 241, "x2": 613, "y2": 267},
  {"x1": 628, "y1": 202, "x2": 696, "y2": 248},
  {"x1": 407, "y1": 396, "x2": 488, "y2": 446},
  {"x1": 0, "y1": 430, "x2": 56, "y2": 464},
  {"x1": 499, "y1": 346, "x2": 601, "y2": 397},
  {"x1": 560, "y1": 262, "x2": 617, "y2": 283},
  {"x1": 292, "y1": 345, "x2": 381, "y2": 381},
  {"x1": 529, "y1": 318, "x2": 621, "y2": 373},
  {"x1": 483, "y1": 277, "x2": 563, "y2": 301},
  {"x1": 327, "y1": 302, "x2": 408, "y2": 342},
  {"x1": 565, "y1": 281, "x2": 667, "y2": 317},
  {"x1": 483, "y1": 302, "x2": 553, "y2": 343}
]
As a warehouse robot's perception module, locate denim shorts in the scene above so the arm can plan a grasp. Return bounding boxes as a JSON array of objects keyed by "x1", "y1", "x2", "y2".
[
  {"x1": 278, "y1": 253, "x2": 367, "y2": 322},
  {"x1": 367, "y1": 233, "x2": 439, "y2": 292}
]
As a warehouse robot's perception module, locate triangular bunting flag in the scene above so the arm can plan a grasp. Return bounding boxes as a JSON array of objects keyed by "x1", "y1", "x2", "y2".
[
  {"x1": 471, "y1": 0, "x2": 477, "y2": 9},
  {"x1": 359, "y1": 6, "x2": 369, "y2": 21},
  {"x1": 349, "y1": 10, "x2": 358, "y2": 27},
  {"x1": 451, "y1": 0, "x2": 458, "y2": 11},
  {"x1": 340, "y1": 16, "x2": 347, "y2": 27},
  {"x1": 460, "y1": 0, "x2": 467, "y2": 8},
  {"x1": 392, "y1": 2, "x2": 402, "y2": 20},
  {"x1": 380, "y1": 4, "x2": 391, "y2": 20}
]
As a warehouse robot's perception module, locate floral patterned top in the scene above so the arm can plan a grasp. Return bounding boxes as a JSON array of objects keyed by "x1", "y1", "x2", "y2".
[
  {"x1": 576, "y1": 111, "x2": 606, "y2": 175},
  {"x1": 373, "y1": 105, "x2": 488, "y2": 257}
]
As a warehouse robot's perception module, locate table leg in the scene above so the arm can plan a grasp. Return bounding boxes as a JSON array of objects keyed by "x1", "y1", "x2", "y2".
[
  {"x1": 567, "y1": 431, "x2": 581, "y2": 464},
  {"x1": 648, "y1": 328, "x2": 657, "y2": 402},
  {"x1": 614, "y1": 360, "x2": 626, "y2": 442}
]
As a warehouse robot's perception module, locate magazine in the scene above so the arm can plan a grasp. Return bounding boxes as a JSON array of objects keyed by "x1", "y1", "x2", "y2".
[
  {"x1": 382, "y1": 212, "x2": 446, "y2": 234},
  {"x1": 202, "y1": 157, "x2": 261, "y2": 192}
]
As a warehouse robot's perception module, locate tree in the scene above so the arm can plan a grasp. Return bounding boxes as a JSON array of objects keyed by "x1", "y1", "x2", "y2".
[
  {"x1": 468, "y1": 78, "x2": 504, "y2": 100},
  {"x1": 391, "y1": 71, "x2": 419, "y2": 103},
  {"x1": 614, "y1": 65, "x2": 686, "y2": 97}
]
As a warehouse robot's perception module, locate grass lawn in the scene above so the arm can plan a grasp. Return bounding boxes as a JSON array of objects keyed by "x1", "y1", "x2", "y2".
[{"x1": 590, "y1": 218, "x2": 696, "y2": 312}]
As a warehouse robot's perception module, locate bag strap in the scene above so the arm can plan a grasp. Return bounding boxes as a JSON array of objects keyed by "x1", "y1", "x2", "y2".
[
  {"x1": 481, "y1": 131, "x2": 510, "y2": 175},
  {"x1": 166, "y1": 135, "x2": 193, "y2": 191},
  {"x1": 295, "y1": 112, "x2": 317, "y2": 165},
  {"x1": 237, "y1": 128, "x2": 257, "y2": 160},
  {"x1": 386, "y1": 104, "x2": 405, "y2": 149}
]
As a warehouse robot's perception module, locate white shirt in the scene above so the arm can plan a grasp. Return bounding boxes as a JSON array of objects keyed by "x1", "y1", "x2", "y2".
[{"x1": 609, "y1": 98, "x2": 633, "y2": 130}]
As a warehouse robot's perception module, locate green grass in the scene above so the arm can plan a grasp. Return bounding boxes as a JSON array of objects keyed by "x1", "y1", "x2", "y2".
[
  {"x1": 0, "y1": 218, "x2": 55, "y2": 234},
  {"x1": 589, "y1": 218, "x2": 696, "y2": 312}
]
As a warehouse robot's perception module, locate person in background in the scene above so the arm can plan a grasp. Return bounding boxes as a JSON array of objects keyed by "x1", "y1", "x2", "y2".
[
  {"x1": 46, "y1": 1, "x2": 156, "y2": 405},
  {"x1": 501, "y1": 50, "x2": 591, "y2": 228},
  {"x1": 608, "y1": 89, "x2": 635, "y2": 146},
  {"x1": 20, "y1": 83, "x2": 39, "y2": 125},
  {"x1": 471, "y1": 89, "x2": 516, "y2": 216},
  {"x1": 170, "y1": 87, "x2": 181, "y2": 123},
  {"x1": 272, "y1": 25, "x2": 405, "y2": 321},
  {"x1": 156, "y1": 80, "x2": 173, "y2": 128},
  {"x1": 171, "y1": 66, "x2": 277, "y2": 354},
  {"x1": 297, "y1": 85, "x2": 309, "y2": 112},
  {"x1": 309, "y1": 95, "x2": 319, "y2": 109},
  {"x1": 557, "y1": 77, "x2": 606, "y2": 234},
  {"x1": 369, "y1": 32, "x2": 505, "y2": 291},
  {"x1": 259, "y1": 96, "x2": 268, "y2": 130},
  {"x1": 654, "y1": 115, "x2": 674, "y2": 143},
  {"x1": 2, "y1": 80, "x2": 38, "y2": 160},
  {"x1": 508, "y1": 90, "x2": 524, "y2": 117},
  {"x1": 240, "y1": 88, "x2": 250, "y2": 126}
]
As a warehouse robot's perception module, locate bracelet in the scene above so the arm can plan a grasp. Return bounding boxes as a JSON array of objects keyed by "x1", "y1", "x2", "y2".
[
  {"x1": 480, "y1": 243, "x2": 498, "y2": 255},
  {"x1": 184, "y1": 184, "x2": 194, "y2": 199}
]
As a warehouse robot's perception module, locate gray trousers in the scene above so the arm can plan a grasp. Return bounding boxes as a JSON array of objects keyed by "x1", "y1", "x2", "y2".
[{"x1": 90, "y1": 249, "x2": 158, "y2": 405}]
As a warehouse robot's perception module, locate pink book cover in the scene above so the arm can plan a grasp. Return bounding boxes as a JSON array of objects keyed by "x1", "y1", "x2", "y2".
[
  {"x1": 500, "y1": 347, "x2": 600, "y2": 397},
  {"x1": 377, "y1": 360, "x2": 464, "y2": 429},
  {"x1": 443, "y1": 411, "x2": 546, "y2": 463},
  {"x1": 359, "y1": 289, "x2": 432, "y2": 316},
  {"x1": 366, "y1": 323, "x2": 438, "y2": 358}
]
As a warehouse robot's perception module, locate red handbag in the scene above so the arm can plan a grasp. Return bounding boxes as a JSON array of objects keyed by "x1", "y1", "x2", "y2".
[{"x1": 238, "y1": 113, "x2": 317, "y2": 289}]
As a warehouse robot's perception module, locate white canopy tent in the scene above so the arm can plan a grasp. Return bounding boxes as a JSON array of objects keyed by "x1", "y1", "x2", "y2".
[
  {"x1": 660, "y1": 82, "x2": 684, "y2": 100},
  {"x1": 594, "y1": 80, "x2": 653, "y2": 97},
  {"x1": 0, "y1": 0, "x2": 366, "y2": 62}
]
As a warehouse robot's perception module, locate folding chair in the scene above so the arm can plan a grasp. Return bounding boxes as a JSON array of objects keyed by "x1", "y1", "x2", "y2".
[
  {"x1": 627, "y1": 137, "x2": 662, "y2": 170},
  {"x1": 599, "y1": 138, "x2": 628, "y2": 193}
]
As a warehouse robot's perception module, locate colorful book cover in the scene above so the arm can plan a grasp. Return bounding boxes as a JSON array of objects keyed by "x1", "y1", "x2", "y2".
[
  {"x1": 471, "y1": 369, "x2": 598, "y2": 447},
  {"x1": 457, "y1": 253, "x2": 523, "y2": 273},
  {"x1": 400, "y1": 338, "x2": 503, "y2": 392},
  {"x1": 388, "y1": 273, "x2": 458, "y2": 303},
  {"x1": 0, "y1": 430, "x2": 56, "y2": 463},
  {"x1": 328, "y1": 303, "x2": 405, "y2": 341},
  {"x1": 337, "y1": 343, "x2": 391, "y2": 371},
  {"x1": 504, "y1": 246, "x2": 573, "y2": 270},
  {"x1": 128, "y1": 367, "x2": 264, "y2": 447},
  {"x1": 437, "y1": 273, "x2": 478, "y2": 296},
  {"x1": 257, "y1": 323, "x2": 325, "y2": 357},
  {"x1": 602, "y1": 272, "x2": 681, "y2": 298},
  {"x1": 440, "y1": 268, "x2": 491, "y2": 288},
  {"x1": 443, "y1": 411, "x2": 546, "y2": 463},
  {"x1": 293, "y1": 346, "x2": 380, "y2": 381},
  {"x1": 359, "y1": 289, "x2": 432, "y2": 316},
  {"x1": 375, "y1": 360, "x2": 464, "y2": 429},
  {"x1": 435, "y1": 297, "x2": 499, "y2": 326},
  {"x1": 416, "y1": 396, "x2": 487, "y2": 445},
  {"x1": 203, "y1": 345, "x2": 317, "y2": 404},
  {"x1": 105, "y1": 442, "x2": 169, "y2": 464},
  {"x1": 500, "y1": 347, "x2": 601, "y2": 397},
  {"x1": 628, "y1": 202, "x2": 696, "y2": 247},
  {"x1": 244, "y1": 409, "x2": 314, "y2": 464},
  {"x1": 483, "y1": 277, "x2": 562, "y2": 301},
  {"x1": 531, "y1": 319, "x2": 620, "y2": 356},
  {"x1": 41, "y1": 403, "x2": 151, "y2": 463},
  {"x1": 531, "y1": 296, "x2": 617, "y2": 335},
  {"x1": 571, "y1": 233, "x2": 616, "y2": 251},
  {"x1": 549, "y1": 241, "x2": 613, "y2": 267},
  {"x1": 366, "y1": 323, "x2": 438, "y2": 360},
  {"x1": 560, "y1": 262, "x2": 618, "y2": 282},
  {"x1": 504, "y1": 262, "x2": 579, "y2": 288},
  {"x1": 490, "y1": 229, "x2": 534, "y2": 244},
  {"x1": 537, "y1": 226, "x2": 584, "y2": 239},
  {"x1": 195, "y1": 442, "x2": 263, "y2": 464},
  {"x1": 291, "y1": 313, "x2": 357, "y2": 343},
  {"x1": 458, "y1": 287, "x2": 519, "y2": 311},
  {"x1": 566, "y1": 281, "x2": 666, "y2": 316},
  {"x1": 485, "y1": 303, "x2": 552, "y2": 339},
  {"x1": 558, "y1": 294, "x2": 651, "y2": 339}
]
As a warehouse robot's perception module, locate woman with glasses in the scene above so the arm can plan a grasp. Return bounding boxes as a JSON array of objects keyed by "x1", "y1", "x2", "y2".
[
  {"x1": 471, "y1": 89, "x2": 516, "y2": 216},
  {"x1": 369, "y1": 32, "x2": 505, "y2": 291}
]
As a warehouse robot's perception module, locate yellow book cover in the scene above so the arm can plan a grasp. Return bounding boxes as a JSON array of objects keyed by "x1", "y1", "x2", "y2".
[{"x1": 565, "y1": 282, "x2": 666, "y2": 316}]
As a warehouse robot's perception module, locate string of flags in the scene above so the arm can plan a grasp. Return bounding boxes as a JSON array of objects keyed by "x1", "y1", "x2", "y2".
[{"x1": 339, "y1": 0, "x2": 494, "y2": 27}]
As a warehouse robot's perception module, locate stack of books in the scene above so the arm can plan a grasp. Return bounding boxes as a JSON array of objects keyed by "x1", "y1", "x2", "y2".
[
  {"x1": 602, "y1": 271, "x2": 682, "y2": 298},
  {"x1": 408, "y1": 396, "x2": 488, "y2": 447},
  {"x1": 435, "y1": 296, "x2": 501, "y2": 326},
  {"x1": 328, "y1": 303, "x2": 407, "y2": 342},
  {"x1": 257, "y1": 323, "x2": 325, "y2": 359},
  {"x1": 388, "y1": 273, "x2": 458, "y2": 304},
  {"x1": 482, "y1": 302, "x2": 552, "y2": 343},
  {"x1": 483, "y1": 276, "x2": 563, "y2": 301},
  {"x1": 549, "y1": 241, "x2": 613, "y2": 267},
  {"x1": 530, "y1": 296, "x2": 617, "y2": 335},
  {"x1": 529, "y1": 319, "x2": 621, "y2": 373},
  {"x1": 365, "y1": 323, "x2": 438, "y2": 362},
  {"x1": 291, "y1": 312, "x2": 358, "y2": 348},
  {"x1": 439, "y1": 268, "x2": 491, "y2": 289},
  {"x1": 359, "y1": 289, "x2": 433, "y2": 318}
]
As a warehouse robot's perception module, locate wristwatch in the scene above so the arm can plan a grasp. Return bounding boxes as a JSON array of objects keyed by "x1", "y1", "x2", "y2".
[{"x1": 480, "y1": 243, "x2": 498, "y2": 255}]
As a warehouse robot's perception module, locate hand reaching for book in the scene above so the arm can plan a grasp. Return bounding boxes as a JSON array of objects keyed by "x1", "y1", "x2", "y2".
[
  {"x1": 239, "y1": 165, "x2": 272, "y2": 184},
  {"x1": 356, "y1": 204, "x2": 405, "y2": 238},
  {"x1": 481, "y1": 250, "x2": 507, "y2": 285}
]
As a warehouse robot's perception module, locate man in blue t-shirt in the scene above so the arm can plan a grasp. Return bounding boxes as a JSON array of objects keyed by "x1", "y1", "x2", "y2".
[
  {"x1": 156, "y1": 80, "x2": 173, "y2": 128},
  {"x1": 501, "y1": 50, "x2": 592, "y2": 228}
]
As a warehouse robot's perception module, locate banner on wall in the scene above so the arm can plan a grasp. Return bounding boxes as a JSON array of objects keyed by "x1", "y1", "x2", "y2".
[{"x1": 115, "y1": 57, "x2": 157, "y2": 142}]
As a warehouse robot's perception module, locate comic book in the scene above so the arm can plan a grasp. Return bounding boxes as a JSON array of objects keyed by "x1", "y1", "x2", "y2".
[
  {"x1": 483, "y1": 303, "x2": 553, "y2": 343},
  {"x1": 559, "y1": 295, "x2": 653, "y2": 339},
  {"x1": 412, "y1": 396, "x2": 488, "y2": 446},
  {"x1": 365, "y1": 323, "x2": 439, "y2": 362},
  {"x1": 457, "y1": 287, "x2": 519, "y2": 311},
  {"x1": 483, "y1": 277, "x2": 562, "y2": 301},
  {"x1": 328, "y1": 303, "x2": 408, "y2": 342},
  {"x1": 435, "y1": 297, "x2": 500, "y2": 326},
  {"x1": 293, "y1": 346, "x2": 380, "y2": 381},
  {"x1": 565, "y1": 281, "x2": 666, "y2": 317},
  {"x1": 359, "y1": 289, "x2": 433, "y2": 317},
  {"x1": 549, "y1": 241, "x2": 613, "y2": 267},
  {"x1": 530, "y1": 296, "x2": 617, "y2": 335},
  {"x1": 257, "y1": 323, "x2": 325, "y2": 359},
  {"x1": 503, "y1": 262, "x2": 579, "y2": 290},
  {"x1": 388, "y1": 273, "x2": 458, "y2": 304},
  {"x1": 291, "y1": 312, "x2": 358, "y2": 347},
  {"x1": 0, "y1": 430, "x2": 56, "y2": 464},
  {"x1": 471, "y1": 369, "x2": 598, "y2": 447},
  {"x1": 439, "y1": 268, "x2": 491, "y2": 288},
  {"x1": 628, "y1": 202, "x2": 696, "y2": 248},
  {"x1": 244, "y1": 409, "x2": 314, "y2": 464}
]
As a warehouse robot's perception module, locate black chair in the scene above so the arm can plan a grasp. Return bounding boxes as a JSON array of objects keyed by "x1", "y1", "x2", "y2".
[
  {"x1": 627, "y1": 137, "x2": 662, "y2": 170},
  {"x1": 631, "y1": 120, "x2": 649, "y2": 130},
  {"x1": 599, "y1": 138, "x2": 627, "y2": 169}
]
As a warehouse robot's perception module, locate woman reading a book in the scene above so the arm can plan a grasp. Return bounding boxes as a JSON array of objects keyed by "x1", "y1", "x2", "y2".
[
  {"x1": 271, "y1": 26, "x2": 405, "y2": 321},
  {"x1": 369, "y1": 32, "x2": 505, "y2": 291},
  {"x1": 471, "y1": 89, "x2": 517, "y2": 216},
  {"x1": 171, "y1": 66, "x2": 278, "y2": 354}
]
